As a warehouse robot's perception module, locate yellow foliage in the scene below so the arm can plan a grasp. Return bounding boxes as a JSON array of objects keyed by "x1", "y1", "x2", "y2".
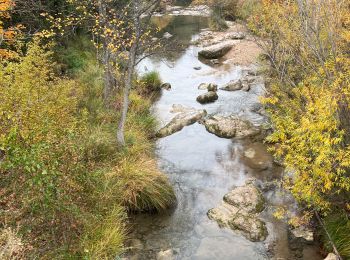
[
  {"x1": 249, "y1": 0, "x2": 350, "y2": 213},
  {"x1": 0, "y1": 0, "x2": 23, "y2": 60}
]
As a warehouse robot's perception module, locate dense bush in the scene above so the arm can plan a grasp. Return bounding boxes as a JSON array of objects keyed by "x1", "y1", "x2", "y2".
[
  {"x1": 0, "y1": 37, "x2": 176, "y2": 258},
  {"x1": 248, "y1": 0, "x2": 350, "y2": 214}
]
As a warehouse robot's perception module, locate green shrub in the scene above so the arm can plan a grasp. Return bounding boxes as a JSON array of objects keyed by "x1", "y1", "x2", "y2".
[
  {"x1": 55, "y1": 35, "x2": 97, "y2": 75},
  {"x1": 321, "y1": 212, "x2": 350, "y2": 259},
  {"x1": 83, "y1": 126, "x2": 118, "y2": 163},
  {"x1": 0, "y1": 38, "x2": 90, "y2": 257}
]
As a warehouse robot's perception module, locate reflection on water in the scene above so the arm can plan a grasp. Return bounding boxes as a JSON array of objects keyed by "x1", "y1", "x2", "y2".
[
  {"x1": 128, "y1": 15, "x2": 322, "y2": 260},
  {"x1": 174, "y1": 0, "x2": 193, "y2": 6},
  {"x1": 150, "y1": 15, "x2": 208, "y2": 61}
]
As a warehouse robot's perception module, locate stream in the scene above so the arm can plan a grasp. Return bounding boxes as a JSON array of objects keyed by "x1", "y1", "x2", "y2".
[{"x1": 127, "y1": 15, "x2": 323, "y2": 260}]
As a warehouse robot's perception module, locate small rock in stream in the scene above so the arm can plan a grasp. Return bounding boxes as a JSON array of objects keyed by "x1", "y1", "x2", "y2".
[
  {"x1": 198, "y1": 83, "x2": 218, "y2": 91},
  {"x1": 220, "y1": 79, "x2": 244, "y2": 91},
  {"x1": 200, "y1": 114, "x2": 260, "y2": 139},
  {"x1": 163, "y1": 32, "x2": 173, "y2": 39},
  {"x1": 291, "y1": 226, "x2": 314, "y2": 242},
  {"x1": 198, "y1": 41, "x2": 234, "y2": 59},
  {"x1": 210, "y1": 59, "x2": 220, "y2": 65},
  {"x1": 156, "y1": 249, "x2": 174, "y2": 260},
  {"x1": 241, "y1": 83, "x2": 250, "y2": 92},
  {"x1": 196, "y1": 91, "x2": 218, "y2": 104},
  {"x1": 161, "y1": 83, "x2": 172, "y2": 90},
  {"x1": 226, "y1": 32, "x2": 245, "y2": 40}
]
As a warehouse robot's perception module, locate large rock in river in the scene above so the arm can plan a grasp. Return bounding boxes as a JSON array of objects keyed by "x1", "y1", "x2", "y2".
[
  {"x1": 200, "y1": 115, "x2": 260, "y2": 138},
  {"x1": 223, "y1": 183, "x2": 265, "y2": 213},
  {"x1": 220, "y1": 79, "x2": 244, "y2": 91},
  {"x1": 156, "y1": 108, "x2": 207, "y2": 138},
  {"x1": 196, "y1": 91, "x2": 218, "y2": 104},
  {"x1": 198, "y1": 42, "x2": 234, "y2": 59},
  {"x1": 207, "y1": 180, "x2": 267, "y2": 242}
]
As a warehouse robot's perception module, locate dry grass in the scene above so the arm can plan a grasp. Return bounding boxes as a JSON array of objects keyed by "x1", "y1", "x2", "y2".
[
  {"x1": 81, "y1": 206, "x2": 127, "y2": 259},
  {"x1": 0, "y1": 228, "x2": 25, "y2": 260}
]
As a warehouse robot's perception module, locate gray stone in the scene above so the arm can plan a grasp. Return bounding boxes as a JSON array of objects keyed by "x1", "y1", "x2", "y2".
[
  {"x1": 200, "y1": 115, "x2": 260, "y2": 138},
  {"x1": 198, "y1": 42, "x2": 234, "y2": 59},
  {"x1": 220, "y1": 75, "x2": 260, "y2": 92},
  {"x1": 156, "y1": 108, "x2": 207, "y2": 138},
  {"x1": 291, "y1": 227, "x2": 314, "y2": 242},
  {"x1": 207, "y1": 181, "x2": 267, "y2": 242},
  {"x1": 243, "y1": 147, "x2": 272, "y2": 171},
  {"x1": 198, "y1": 83, "x2": 218, "y2": 91},
  {"x1": 241, "y1": 82, "x2": 250, "y2": 92},
  {"x1": 220, "y1": 80, "x2": 243, "y2": 91},
  {"x1": 226, "y1": 32, "x2": 245, "y2": 40},
  {"x1": 228, "y1": 214, "x2": 267, "y2": 242},
  {"x1": 157, "y1": 249, "x2": 174, "y2": 260},
  {"x1": 193, "y1": 66, "x2": 202, "y2": 70},
  {"x1": 196, "y1": 91, "x2": 218, "y2": 104},
  {"x1": 223, "y1": 183, "x2": 265, "y2": 213},
  {"x1": 170, "y1": 104, "x2": 193, "y2": 113},
  {"x1": 324, "y1": 253, "x2": 338, "y2": 260},
  {"x1": 163, "y1": 32, "x2": 173, "y2": 39}
]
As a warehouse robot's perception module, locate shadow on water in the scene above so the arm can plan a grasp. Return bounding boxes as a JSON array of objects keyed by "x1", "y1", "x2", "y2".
[{"x1": 127, "y1": 15, "x2": 323, "y2": 260}]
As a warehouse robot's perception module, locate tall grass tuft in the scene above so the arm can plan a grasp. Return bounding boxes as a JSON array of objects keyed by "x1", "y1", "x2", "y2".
[
  {"x1": 81, "y1": 206, "x2": 127, "y2": 259},
  {"x1": 138, "y1": 71, "x2": 163, "y2": 96},
  {"x1": 320, "y1": 212, "x2": 350, "y2": 259},
  {"x1": 105, "y1": 157, "x2": 176, "y2": 212}
]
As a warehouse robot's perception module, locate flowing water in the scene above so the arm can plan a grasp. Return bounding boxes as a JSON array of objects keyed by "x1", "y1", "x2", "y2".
[{"x1": 127, "y1": 16, "x2": 322, "y2": 260}]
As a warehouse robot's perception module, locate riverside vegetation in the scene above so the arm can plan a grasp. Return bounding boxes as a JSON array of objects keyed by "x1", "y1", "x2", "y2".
[
  {"x1": 245, "y1": 0, "x2": 350, "y2": 258},
  {"x1": 1, "y1": 0, "x2": 350, "y2": 259},
  {"x1": 0, "y1": 0, "x2": 175, "y2": 258},
  {"x1": 0, "y1": 35, "x2": 175, "y2": 258}
]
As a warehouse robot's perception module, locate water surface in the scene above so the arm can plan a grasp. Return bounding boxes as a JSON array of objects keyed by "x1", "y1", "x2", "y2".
[{"x1": 128, "y1": 15, "x2": 322, "y2": 260}]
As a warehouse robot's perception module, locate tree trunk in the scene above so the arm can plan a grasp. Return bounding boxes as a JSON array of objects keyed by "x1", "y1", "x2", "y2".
[
  {"x1": 116, "y1": 0, "x2": 140, "y2": 146},
  {"x1": 116, "y1": 44, "x2": 137, "y2": 146}
]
